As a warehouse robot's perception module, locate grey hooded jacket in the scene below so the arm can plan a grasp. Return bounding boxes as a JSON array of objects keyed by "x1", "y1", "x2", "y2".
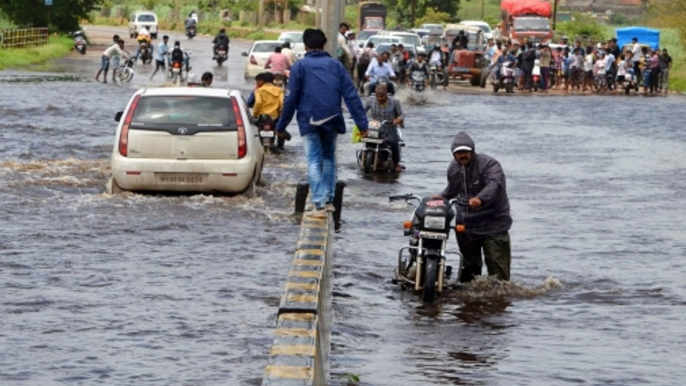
[{"x1": 440, "y1": 132, "x2": 512, "y2": 238}]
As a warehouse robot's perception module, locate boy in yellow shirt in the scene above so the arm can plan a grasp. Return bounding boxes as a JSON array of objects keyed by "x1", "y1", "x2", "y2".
[{"x1": 253, "y1": 72, "x2": 289, "y2": 149}]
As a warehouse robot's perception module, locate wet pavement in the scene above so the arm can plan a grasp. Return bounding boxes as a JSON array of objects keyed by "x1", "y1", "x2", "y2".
[{"x1": 2, "y1": 26, "x2": 686, "y2": 386}]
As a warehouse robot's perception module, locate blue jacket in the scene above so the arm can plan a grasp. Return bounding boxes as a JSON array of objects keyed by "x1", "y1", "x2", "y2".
[
  {"x1": 246, "y1": 90, "x2": 255, "y2": 108},
  {"x1": 275, "y1": 51, "x2": 368, "y2": 135}
]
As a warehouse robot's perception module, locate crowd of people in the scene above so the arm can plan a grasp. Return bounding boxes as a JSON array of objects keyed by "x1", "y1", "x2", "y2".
[{"x1": 487, "y1": 37, "x2": 673, "y2": 95}]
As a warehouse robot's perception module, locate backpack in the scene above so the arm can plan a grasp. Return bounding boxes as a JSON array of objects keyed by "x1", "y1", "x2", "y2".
[
  {"x1": 358, "y1": 50, "x2": 371, "y2": 66},
  {"x1": 336, "y1": 45, "x2": 345, "y2": 61}
]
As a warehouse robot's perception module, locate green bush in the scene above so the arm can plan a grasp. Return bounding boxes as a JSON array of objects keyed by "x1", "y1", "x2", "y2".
[
  {"x1": 0, "y1": 35, "x2": 73, "y2": 70},
  {"x1": 556, "y1": 13, "x2": 612, "y2": 42}
]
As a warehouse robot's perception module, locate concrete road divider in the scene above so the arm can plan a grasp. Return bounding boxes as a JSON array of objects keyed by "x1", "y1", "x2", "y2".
[{"x1": 262, "y1": 215, "x2": 333, "y2": 386}]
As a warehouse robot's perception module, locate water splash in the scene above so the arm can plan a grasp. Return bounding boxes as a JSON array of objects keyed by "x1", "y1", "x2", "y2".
[{"x1": 450, "y1": 276, "x2": 562, "y2": 300}]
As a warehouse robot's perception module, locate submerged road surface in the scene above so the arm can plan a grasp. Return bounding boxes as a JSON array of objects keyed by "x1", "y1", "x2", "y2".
[{"x1": 1, "y1": 26, "x2": 686, "y2": 386}]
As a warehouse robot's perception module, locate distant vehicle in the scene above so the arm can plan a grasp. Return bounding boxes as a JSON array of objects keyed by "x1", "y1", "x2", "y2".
[
  {"x1": 376, "y1": 31, "x2": 425, "y2": 53},
  {"x1": 375, "y1": 43, "x2": 418, "y2": 58},
  {"x1": 359, "y1": 35, "x2": 403, "y2": 50},
  {"x1": 128, "y1": 11, "x2": 159, "y2": 40},
  {"x1": 445, "y1": 25, "x2": 488, "y2": 88},
  {"x1": 500, "y1": 0, "x2": 553, "y2": 44},
  {"x1": 459, "y1": 20, "x2": 494, "y2": 40},
  {"x1": 107, "y1": 88, "x2": 264, "y2": 195},
  {"x1": 359, "y1": 1, "x2": 387, "y2": 32},
  {"x1": 357, "y1": 30, "x2": 379, "y2": 43},
  {"x1": 277, "y1": 31, "x2": 305, "y2": 58},
  {"x1": 241, "y1": 40, "x2": 286, "y2": 79},
  {"x1": 420, "y1": 23, "x2": 444, "y2": 33},
  {"x1": 615, "y1": 26, "x2": 660, "y2": 51}
]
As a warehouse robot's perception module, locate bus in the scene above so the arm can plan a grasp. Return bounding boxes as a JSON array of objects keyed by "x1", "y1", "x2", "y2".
[{"x1": 359, "y1": 2, "x2": 387, "y2": 32}]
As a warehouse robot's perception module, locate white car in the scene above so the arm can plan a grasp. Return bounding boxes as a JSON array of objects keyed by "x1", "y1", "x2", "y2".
[
  {"x1": 359, "y1": 35, "x2": 403, "y2": 50},
  {"x1": 277, "y1": 31, "x2": 305, "y2": 58},
  {"x1": 128, "y1": 11, "x2": 159, "y2": 39},
  {"x1": 242, "y1": 40, "x2": 286, "y2": 80},
  {"x1": 459, "y1": 21, "x2": 494, "y2": 41},
  {"x1": 375, "y1": 31, "x2": 426, "y2": 53},
  {"x1": 107, "y1": 87, "x2": 264, "y2": 195}
]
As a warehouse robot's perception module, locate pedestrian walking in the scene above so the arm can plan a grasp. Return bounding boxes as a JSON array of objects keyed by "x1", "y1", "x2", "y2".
[
  {"x1": 275, "y1": 29, "x2": 369, "y2": 218},
  {"x1": 149, "y1": 35, "x2": 170, "y2": 80}
]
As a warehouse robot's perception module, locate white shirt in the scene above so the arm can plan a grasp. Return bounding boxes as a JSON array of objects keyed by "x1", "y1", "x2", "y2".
[
  {"x1": 584, "y1": 54, "x2": 594, "y2": 72},
  {"x1": 282, "y1": 47, "x2": 295, "y2": 65},
  {"x1": 429, "y1": 50, "x2": 442, "y2": 65},
  {"x1": 104, "y1": 44, "x2": 126, "y2": 59},
  {"x1": 348, "y1": 39, "x2": 359, "y2": 58},
  {"x1": 365, "y1": 60, "x2": 396, "y2": 82},
  {"x1": 617, "y1": 60, "x2": 627, "y2": 76},
  {"x1": 138, "y1": 28, "x2": 151, "y2": 37},
  {"x1": 595, "y1": 58, "x2": 607, "y2": 75},
  {"x1": 632, "y1": 42, "x2": 641, "y2": 62}
]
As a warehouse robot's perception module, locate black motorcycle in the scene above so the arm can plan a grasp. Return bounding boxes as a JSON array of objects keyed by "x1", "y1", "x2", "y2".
[
  {"x1": 137, "y1": 41, "x2": 152, "y2": 65},
  {"x1": 409, "y1": 71, "x2": 426, "y2": 92},
  {"x1": 186, "y1": 25, "x2": 196, "y2": 40},
  {"x1": 356, "y1": 120, "x2": 399, "y2": 173},
  {"x1": 256, "y1": 114, "x2": 276, "y2": 153},
  {"x1": 215, "y1": 45, "x2": 228, "y2": 66},
  {"x1": 390, "y1": 194, "x2": 467, "y2": 303}
]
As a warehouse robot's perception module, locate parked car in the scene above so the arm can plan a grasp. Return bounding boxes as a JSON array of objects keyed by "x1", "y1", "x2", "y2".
[
  {"x1": 107, "y1": 87, "x2": 264, "y2": 195},
  {"x1": 420, "y1": 23, "x2": 444, "y2": 34},
  {"x1": 357, "y1": 30, "x2": 379, "y2": 43},
  {"x1": 128, "y1": 11, "x2": 159, "y2": 39},
  {"x1": 359, "y1": 35, "x2": 403, "y2": 50},
  {"x1": 241, "y1": 40, "x2": 286, "y2": 79},
  {"x1": 277, "y1": 31, "x2": 305, "y2": 59},
  {"x1": 459, "y1": 20, "x2": 493, "y2": 41},
  {"x1": 376, "y1": 30, "x2": 425, "y2": 53}
]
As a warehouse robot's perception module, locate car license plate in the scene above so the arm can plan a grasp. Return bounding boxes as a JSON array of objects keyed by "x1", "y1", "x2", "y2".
[
  {"x1": 362, "y1": 138, "x2": 383, "y2": 144},
  {"x1": 156, "y1": 173, "x2": 206, "y2": 184},
  {"x1": 420, "y1": 231, "x2": 448, "y2": 240},
  {"x1": 260, "y1": 131, "x2": 275, "y2": 138}
]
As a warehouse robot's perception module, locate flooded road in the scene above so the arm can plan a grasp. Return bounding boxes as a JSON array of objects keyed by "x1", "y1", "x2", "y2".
[{"x1": 2, "y1": 26, "x2": 686, "y2": 385}]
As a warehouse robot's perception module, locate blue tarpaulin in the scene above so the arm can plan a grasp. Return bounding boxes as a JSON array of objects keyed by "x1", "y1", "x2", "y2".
[{"x1": 615, "y1": 27, "x2": 660, "y2": 50}]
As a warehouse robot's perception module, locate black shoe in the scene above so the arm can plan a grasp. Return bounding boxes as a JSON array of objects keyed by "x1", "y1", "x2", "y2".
[{"x1": 283, "y1": 130, "x2": 292, "y2": 141}]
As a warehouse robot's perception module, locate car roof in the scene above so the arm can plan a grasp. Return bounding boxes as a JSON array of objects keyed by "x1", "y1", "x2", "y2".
[
  {"x1": 138, "y1": 87, "x2": 237, "y2": 98},
  {"x1": 135, "y1": 11, "x2": 156, "y2": 15},
  {"x1": 278, "y1": 31, "x2": 303, "y2": 36},
  {"x1": 460, "y1": 21, "x2": 489, "y2": 26}
]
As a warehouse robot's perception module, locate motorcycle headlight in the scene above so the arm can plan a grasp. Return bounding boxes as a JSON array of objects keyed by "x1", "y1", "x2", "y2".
[
  {"x1": 424, "y1": 216, "x2": 446, "y2": 230},
  {"x1": 367, "y1": 129, "x2": 380, "y2": 139},
  {"x1": 411, "y1": 72, "x2": 424, "y2": 81}
]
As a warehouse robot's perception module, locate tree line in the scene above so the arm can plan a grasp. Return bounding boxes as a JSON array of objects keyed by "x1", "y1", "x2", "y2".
[{"x1": 0, "y1": 0, "x2": 104, "y2": 32}]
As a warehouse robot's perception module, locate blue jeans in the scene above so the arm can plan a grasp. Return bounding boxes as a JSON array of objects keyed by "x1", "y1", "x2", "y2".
[{"x1": 302, "y1": 130, "x2": 337, "y2": 209}]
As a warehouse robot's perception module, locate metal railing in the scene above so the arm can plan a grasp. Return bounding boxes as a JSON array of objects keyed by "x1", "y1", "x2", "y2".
[{"x1": 0, "y1": 28, "x2": 49, "y2": 49}]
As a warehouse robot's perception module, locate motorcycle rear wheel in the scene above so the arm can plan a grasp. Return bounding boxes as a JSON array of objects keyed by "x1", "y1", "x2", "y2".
[{"x1": 423, "y1": 257, "x2": 439, "y2": 303}]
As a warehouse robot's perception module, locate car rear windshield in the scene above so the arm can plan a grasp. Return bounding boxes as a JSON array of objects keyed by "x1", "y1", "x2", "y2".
[
  {"x1": 253, "y1": 42, "x2": 283, "y2": 53},
  {"x1": 137, "y1": 14, "x2": 156, "y2": 22},
  {"x1": 279, "y1": 33, "x2": 303, "y2": 43},
  {"x1": 130, "y1": 96, "x2": 237, "y2": 131}
]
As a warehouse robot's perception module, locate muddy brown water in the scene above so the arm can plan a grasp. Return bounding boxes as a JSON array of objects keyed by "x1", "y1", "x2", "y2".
[{"x1": 2, "y1": 27, "x2": 686, "y2": 386}]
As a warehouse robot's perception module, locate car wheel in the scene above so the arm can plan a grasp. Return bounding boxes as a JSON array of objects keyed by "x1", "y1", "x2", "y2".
[
  {"x1": 105, "y1": 177, "x2": 125, "y2": 195},
  {"x1": 243, "y1": 170, "x2": 258, "y2": 198}
]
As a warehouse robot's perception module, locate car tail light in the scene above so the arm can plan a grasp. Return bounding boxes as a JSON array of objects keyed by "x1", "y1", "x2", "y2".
[
  {"x1": 250, "y1": 55, "x2": 258, "y2": 65},
  {"x1": 230, "y1": 97, "x2": 247, "y2": 159},
  {"x1": 119, "y1": 95, "x2": 140, "y2": 157}
]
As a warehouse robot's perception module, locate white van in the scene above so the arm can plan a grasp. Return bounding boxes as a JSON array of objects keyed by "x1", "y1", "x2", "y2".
[{"x1": 129, "y1": 12, "x2": 159, "y2": 39}]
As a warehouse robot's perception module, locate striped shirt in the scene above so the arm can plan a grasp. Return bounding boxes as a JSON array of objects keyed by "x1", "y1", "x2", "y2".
[{"x1": 364, "y1": 96, "x2": 404, "y2": 128}]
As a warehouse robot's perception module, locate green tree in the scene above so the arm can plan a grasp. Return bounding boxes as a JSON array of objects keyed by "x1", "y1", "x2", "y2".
[
  {"x1": 0, "y1": 0, "x2": 104, "y2": 32},
  {"x1": 418, "y1": 0, "x2": 461, "y2": 22},
  {"x1": 415, "y1": 7, "x2": 451, "y2": 27}
]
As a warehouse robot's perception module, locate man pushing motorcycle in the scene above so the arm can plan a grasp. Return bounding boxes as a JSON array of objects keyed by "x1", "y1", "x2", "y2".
[
  {"x1": 363, "y1": 84, "x2": 404, "y2": 172},
  {"x1": 435, "y1": 132, "x2": 512, "y2": 283}
]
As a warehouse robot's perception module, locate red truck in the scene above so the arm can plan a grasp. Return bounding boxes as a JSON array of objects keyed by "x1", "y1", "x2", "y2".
[{"x1": 500, "y1": 0, "x2": 553, "y2": 44}]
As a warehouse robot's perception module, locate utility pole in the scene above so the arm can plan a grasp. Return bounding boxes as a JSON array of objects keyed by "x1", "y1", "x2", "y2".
[
  {"x1": 315, "y1": 0, "x2": 321, "y2": 28},
  {"x1": 321, "y1": 0, "x2": 341, "y2": 57},
  {"x1": 258, "y1": 0, "x2": 265, "y2": 30},
  {"x1": 552, "y1": 0, "x2": 559, "y2": 31}
]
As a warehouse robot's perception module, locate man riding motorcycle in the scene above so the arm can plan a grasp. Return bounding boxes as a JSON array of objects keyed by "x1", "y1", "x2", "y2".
[
  {"x1": 170, "y1": 41, "x2": 191, "y2": 73},
  {"x1": 364, "y1": 52, "x2": 397, "y2": 95},
  {"x1": 212, "y1": 28, "x2": 230, "y2": 59},
  {"x1": 406, "y1": 52, "x2": 429, "y2": 88},
  {"x1": 253, "y1": 72, "x2": 287, "y2": 150},
  {"x1": 185, "y1": 15, "x2": 197, "y2": 37},
  {"x1": 363, "y1": 84, "x2": 404, "y2": 172}
]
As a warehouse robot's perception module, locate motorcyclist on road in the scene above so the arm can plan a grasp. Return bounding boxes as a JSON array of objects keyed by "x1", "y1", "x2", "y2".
[
  {"x1": 212, "y1": 28, "x2": 230, "y2": 59},
  {"x1": 253, "y1": 72, "x2": 288, "y2": 150},
  {"x1": 365, "y1": 51, "x2": 397, "y2": 95},
  {"x1": 170, "y1": 41, "x2": 191, "y2": 72},
  {"x1": 406, "y1": 52, "x2": 429, "y2": 88},
  {"x1": 363, "y1": 84, "x2": 404, "y2": 172},
  {"x1": 137, "y1": 26, "x2": 151, "y2": 43},
  {"x1": 185, "y1": 15, "x2": 197, "y2": 35},
  {"x1": 281, "y1": 41, "x2": 296, "y2": 65},
  {"x1": 435, "y1": 132, "x2": 512, "y2": 283}
]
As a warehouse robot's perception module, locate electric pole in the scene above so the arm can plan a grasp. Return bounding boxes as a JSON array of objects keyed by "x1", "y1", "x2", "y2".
[{"x1": 552, "y1": 0, "x2": 559, "y2": 31}]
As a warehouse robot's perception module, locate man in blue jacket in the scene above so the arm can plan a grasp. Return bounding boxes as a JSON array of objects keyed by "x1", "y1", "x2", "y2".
[{"x1": 276, "y1": 28, "x2": 369, "y2": 218}]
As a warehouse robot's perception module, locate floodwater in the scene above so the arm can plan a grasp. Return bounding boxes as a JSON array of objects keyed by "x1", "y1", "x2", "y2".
[{"x1": 2, "y1": 27, "x2": 686, "y2": 386}]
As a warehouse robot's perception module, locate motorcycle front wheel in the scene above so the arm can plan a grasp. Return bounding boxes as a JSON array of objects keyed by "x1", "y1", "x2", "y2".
[
  {"x1": 363, "y1": 151, "x2": 373, "y2": 173},
  {"x1": 423, "y1": 256, "x2": 439, "y2": 303}
]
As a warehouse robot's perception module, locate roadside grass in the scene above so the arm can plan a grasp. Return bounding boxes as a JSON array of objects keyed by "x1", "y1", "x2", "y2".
[{"x1": 0, "y1": 36, "x2": 73, "y2": 70}]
